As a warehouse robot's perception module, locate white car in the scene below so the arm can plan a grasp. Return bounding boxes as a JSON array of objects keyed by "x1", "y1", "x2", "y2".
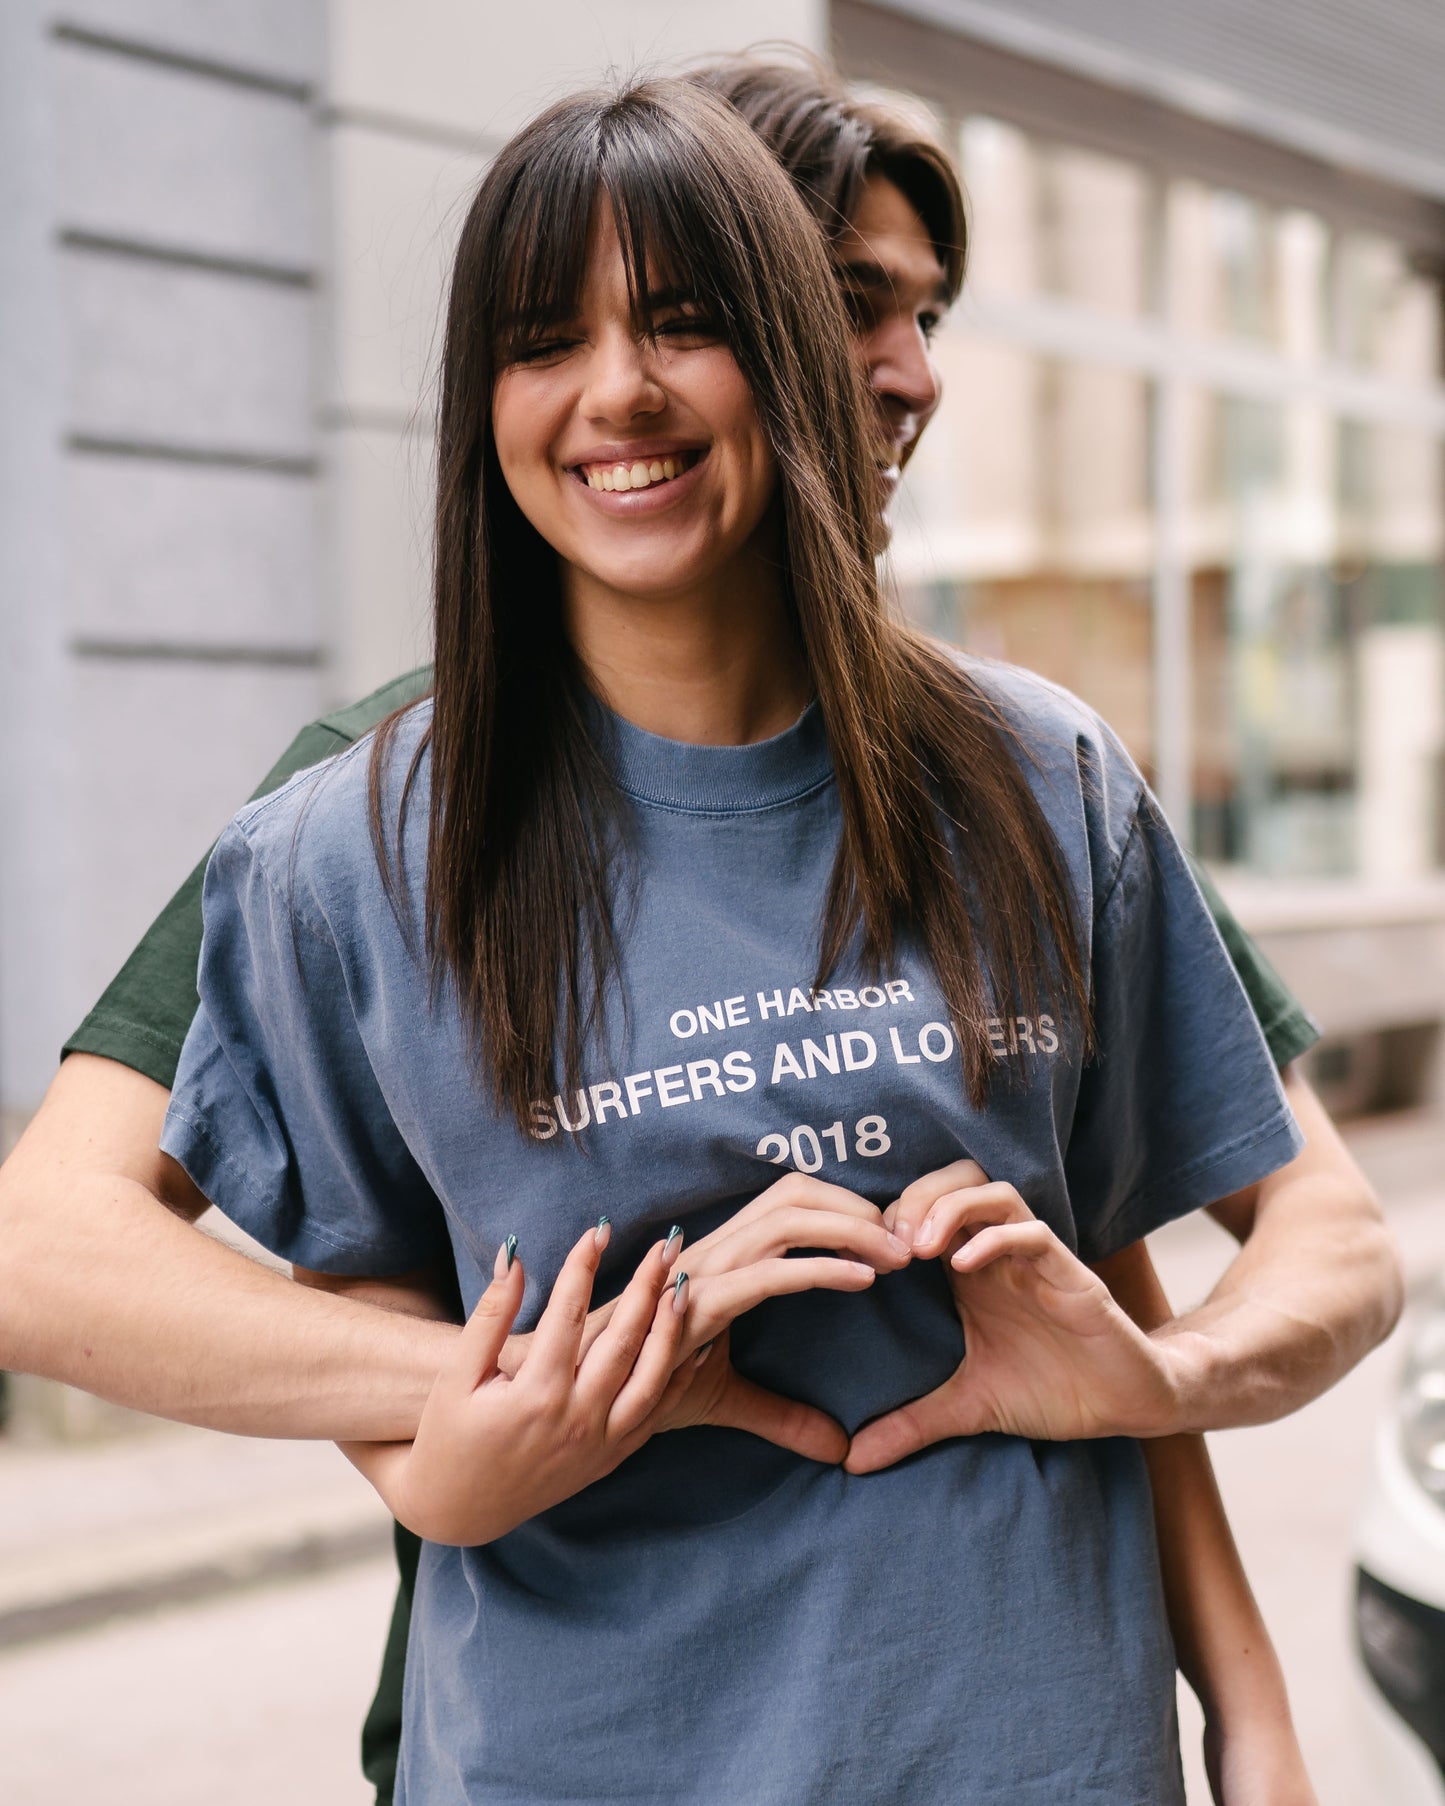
[{"x1": 1355, "y1": 1287, "x2": 1445, "y2": 1801}]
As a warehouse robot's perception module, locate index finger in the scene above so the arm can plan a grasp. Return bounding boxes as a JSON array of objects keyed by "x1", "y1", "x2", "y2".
[
  {"x1": 738, "y1": 1171, "x2": 886, "y2": 1227},
  {"x1": 885, "y1": 1160, "x2": 989, "y2": 1241}
]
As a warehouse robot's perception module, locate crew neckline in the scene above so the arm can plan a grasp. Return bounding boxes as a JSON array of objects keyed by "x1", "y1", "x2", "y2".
[{"x1": 596, "y1": 698, "x2": 834, "y2": 814}]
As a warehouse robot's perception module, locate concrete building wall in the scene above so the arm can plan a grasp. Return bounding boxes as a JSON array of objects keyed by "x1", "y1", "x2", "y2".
[{"x1": 0, "y1": 3, "x2": 327, "y2": 1128}]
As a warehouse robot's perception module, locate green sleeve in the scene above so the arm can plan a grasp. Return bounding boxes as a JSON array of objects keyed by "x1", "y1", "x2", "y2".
[
  {"x1": 62, "y1": 666, "x2": 434, "y2": 1089},
  {"x1": 1188, "y1": 854, "x2": 1319, "y2": 1071}
]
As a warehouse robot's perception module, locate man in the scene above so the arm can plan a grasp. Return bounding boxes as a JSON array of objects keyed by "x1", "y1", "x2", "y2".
[{"x1": 0, "y1": 53, "x2": 1399, "y2": 1802}]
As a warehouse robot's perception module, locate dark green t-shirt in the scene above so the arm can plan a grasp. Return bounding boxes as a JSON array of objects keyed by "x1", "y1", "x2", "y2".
[{"x1": 61, "y1": 662, "x2": 1318, "y2": 1804}]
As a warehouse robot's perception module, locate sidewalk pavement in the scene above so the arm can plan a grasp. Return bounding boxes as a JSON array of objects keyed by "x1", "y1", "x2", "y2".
[
  {"x1": 3, "y1": 1109, "x2": 1444, "y2": 1656},
  {"x1": 0, "y1": 1421, "x2": 391, "y2": 1648}
]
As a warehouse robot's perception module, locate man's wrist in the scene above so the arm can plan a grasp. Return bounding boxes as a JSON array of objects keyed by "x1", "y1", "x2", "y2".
[
  {"x1": 1134, "y1": 1325, "x2": 1224, "y2": 1437},
  {"x1": 340, "y1": 1311, "x2": 458, "y2": 1442}
]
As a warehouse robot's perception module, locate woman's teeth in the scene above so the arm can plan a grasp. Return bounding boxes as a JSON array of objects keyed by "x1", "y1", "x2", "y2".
[{"x1": 585, "y1": 456, "x2": 686, "y2": 492}]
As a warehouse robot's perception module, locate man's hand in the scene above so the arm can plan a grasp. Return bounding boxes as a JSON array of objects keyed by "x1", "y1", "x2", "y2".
[{"x1": 845, "y1": 1160, "x2": 1178, "y2": 1472}]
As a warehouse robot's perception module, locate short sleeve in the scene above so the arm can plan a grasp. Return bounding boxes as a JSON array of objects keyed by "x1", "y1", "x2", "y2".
[
  {"x1": 160, "y1": 815, "x2": 448, "y2": 1275},
  {"x1": 1186, "y1": 857, "x2": 1321, "y2": 1070},
  {"x1": 1065, "y1": 794, "x2": 1305, "y2": 1262}
]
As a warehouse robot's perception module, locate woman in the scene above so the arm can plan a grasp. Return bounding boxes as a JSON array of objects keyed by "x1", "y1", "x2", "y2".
[{"x1": 163, "y1": 79, "x2": 1307, "y2": 1803}]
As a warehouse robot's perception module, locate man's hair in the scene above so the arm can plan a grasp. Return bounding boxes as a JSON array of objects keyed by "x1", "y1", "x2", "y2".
[{"x1": 691, "y1": 50, "x2": 966, "y2": 302}]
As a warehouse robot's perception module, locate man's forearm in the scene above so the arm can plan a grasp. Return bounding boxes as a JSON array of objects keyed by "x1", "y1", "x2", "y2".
[
  {"x1": 1151, "y1": 1071, "x2": 1403, "y2": 1433},
  {"x1": 0, "y1": 1055, "x2": 458, "y2": 1440}
]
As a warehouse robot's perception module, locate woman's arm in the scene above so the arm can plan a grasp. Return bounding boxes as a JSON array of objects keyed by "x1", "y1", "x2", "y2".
[{"x1": 1098, "y1": 1241, "x2": 1317, "y2": 1806}]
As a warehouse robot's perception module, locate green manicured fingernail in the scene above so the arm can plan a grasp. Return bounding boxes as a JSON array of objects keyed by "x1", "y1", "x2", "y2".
[
  {"x1": 663, "y1": 1224, "x2": 683, "y2": 1258},
  {"x1": 503, "y1": 1234, "x2": 518, "y2": 1270},
  {"x1": 672, "y1": 1271, "x2": 689, "y2": 1315},
  {"x1": 594, "y1": 1216, "x2": 610, "y2": 1247}
]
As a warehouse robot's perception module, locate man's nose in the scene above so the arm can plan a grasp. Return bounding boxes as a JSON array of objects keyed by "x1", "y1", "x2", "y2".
[{"x1": 868, "y1": 318, "x2": 941, "y2": 418}]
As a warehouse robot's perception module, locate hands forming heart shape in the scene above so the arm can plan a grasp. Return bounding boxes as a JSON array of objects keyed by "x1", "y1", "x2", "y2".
[
  {"x1": 651, "y1": 1159, "x2": 1182, "y2": 1470},
  {"x1": 373, "y1": 1162, "x2": 1185, "y2": 1547}
]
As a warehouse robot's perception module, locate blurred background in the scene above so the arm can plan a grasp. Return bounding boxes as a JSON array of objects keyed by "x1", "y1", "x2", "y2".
[{"x1": 2, "y1": 2, "x2": 1445, "y2": 1802}]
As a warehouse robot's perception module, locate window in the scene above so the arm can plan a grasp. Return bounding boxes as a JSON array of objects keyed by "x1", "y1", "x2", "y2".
[{"x1": 896, "y1": 114, "x2": 1445, "y2": 885}]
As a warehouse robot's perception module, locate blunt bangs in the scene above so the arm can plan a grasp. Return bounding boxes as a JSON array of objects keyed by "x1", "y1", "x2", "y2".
[{"x1": 485, "y1": 86, "x2": 797, "y2": 389}]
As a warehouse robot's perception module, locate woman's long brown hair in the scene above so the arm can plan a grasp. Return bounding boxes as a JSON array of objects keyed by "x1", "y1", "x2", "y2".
[{"x1": 371, "y1": 78, "x2": 1088, "y2": 1134}]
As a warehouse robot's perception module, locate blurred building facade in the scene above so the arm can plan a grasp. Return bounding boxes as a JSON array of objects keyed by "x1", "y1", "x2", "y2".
[{"x1": 1, "y1": 0, "x2": 1443, "y2": 1134}]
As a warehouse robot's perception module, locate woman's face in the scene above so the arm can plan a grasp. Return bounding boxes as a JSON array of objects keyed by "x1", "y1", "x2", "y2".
[{"x1": 492, "y1": 210, "x2": 779, "y2": 612}]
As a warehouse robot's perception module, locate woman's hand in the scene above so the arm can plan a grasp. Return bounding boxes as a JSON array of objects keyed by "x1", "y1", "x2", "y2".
[
  {"x1": 845, "y1": 1161, "x2": 1180, "y2": 1472},
  {"x1": 344, "y1": 1222, "x2": 694, "y2": 1545},
  {"x1": 652, "y1": 1171, "x2": 913, "y2": 1463}
]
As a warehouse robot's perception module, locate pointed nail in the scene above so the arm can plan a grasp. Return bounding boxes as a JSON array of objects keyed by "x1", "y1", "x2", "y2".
[
  {"x1": 663, "y1": 1225, "x2": 683, "y2": 1261},
  {"x1": 672, "y1": 1271, "x2": 689, "y2": 1315},
  {"x1": 693, "y1": 1338, "x2": 714, "y2": 1367},
  {"x1": 503, "y1": 1233, "x2": 518, "y2": 1270},
  {"x1": 595, "y1": 1216, "x2": 611, "y2": 1248}
]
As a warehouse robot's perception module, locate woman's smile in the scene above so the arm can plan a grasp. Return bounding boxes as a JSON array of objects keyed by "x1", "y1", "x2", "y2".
[{"x1": 570, "y1": 444, "x2": 706, "y2": 500}]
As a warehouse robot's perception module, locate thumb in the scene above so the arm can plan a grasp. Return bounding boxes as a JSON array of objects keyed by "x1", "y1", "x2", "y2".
[
  {"x1": 706, "y1": 1368, "x2": 849, "y2": 1466},
  {"x1": 844, "y1": 1380, "x2": 977, "y2": 1474},
  {"x1": 452, "y1": 1235, "x2": 525, "y2": 1387}
]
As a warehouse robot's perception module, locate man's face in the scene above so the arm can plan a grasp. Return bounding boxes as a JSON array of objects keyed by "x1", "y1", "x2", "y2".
[{"x1": 833, "y1": 174, "x2": 950, "y2": 532}]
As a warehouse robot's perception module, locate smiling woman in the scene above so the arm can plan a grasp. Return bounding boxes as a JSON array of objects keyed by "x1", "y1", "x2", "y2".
[
  {"x1": 385, "y1": 77, "x2": 1087, "y2": 1139},
  {"x1": 154, "y1": 75, "x2": 1309, "y2": 1806}
]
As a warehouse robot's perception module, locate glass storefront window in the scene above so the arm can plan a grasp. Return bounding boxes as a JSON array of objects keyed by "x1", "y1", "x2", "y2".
[
  {"x1": 937, "y1": 112, "x2": 1445, "y2": 889},
  {"x1": 1166, "y1": 181, "x2": 1329, "y2": 357},
  {"x1": 1343, "y1": 423, "x2": 1445, "y2": 881},
  {"x1": 959, "y1": 118, "x2": 1151, "y2": 318},
  {"x1": 1334, "y1": 231, "x2": 1443, "y2": 381},
  {"x1": 1188, "y1": 392, "x2": 1445, "y2": 880}
]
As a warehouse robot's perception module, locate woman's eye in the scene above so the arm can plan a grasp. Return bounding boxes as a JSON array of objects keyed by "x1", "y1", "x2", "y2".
[
  {"x1": 654, "y1": 313, "x2": 718, "y2": 342},
  {"x1": 508, "y1": 337, "x2": 576, "y2": 366},
  {"x1": 918, "y1": 311, "x2": 943, "y2": 344}
]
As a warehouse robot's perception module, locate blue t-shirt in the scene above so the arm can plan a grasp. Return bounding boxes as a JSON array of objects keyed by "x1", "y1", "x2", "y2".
[{"x1": 163, "y1": 660, "x2": 1302, "y2": 1806}]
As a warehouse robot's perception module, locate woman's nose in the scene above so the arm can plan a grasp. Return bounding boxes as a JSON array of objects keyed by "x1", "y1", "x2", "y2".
[{"x1": 580, "y1": 329, "x2": 666, "y2": 423}]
